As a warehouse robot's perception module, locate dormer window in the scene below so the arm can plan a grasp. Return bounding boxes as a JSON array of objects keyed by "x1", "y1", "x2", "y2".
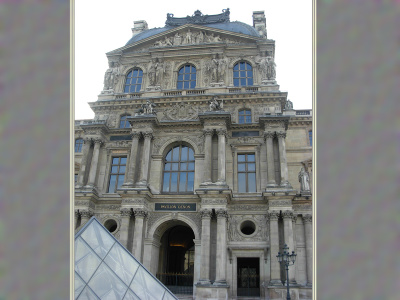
[
  {"x1": 233, "y1": 62, "x2": 253, "y2": 87},
  {"x1": 177, "y1": 65, "x2": 196, "y2": 90}
]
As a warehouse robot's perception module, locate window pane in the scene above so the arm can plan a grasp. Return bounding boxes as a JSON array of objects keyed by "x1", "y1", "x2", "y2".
[
  {"x1": 238, "y1": 173, "x2": 246, "y2": 193},
  {"x1": 180, "y1": 163, "x2": 187, "y2": 170},
  {"x1": 233, "y1": 71, "x2": 239, "y2": 78},
  {"x1": 185, "y1": 65, "x2": 190, "y2": 72},
  {"x1": 117, "y1": 176, "x2": 125, "y2": 188},
  {"x1": 163, "y1": 173, "x2": 170, "y2": 192},
  {"x1": 112, "y1": 158, "x2": 119, "y2": 164},
  {"x1": 187, "y1": 172, "x2": 194, "y2": 191},
  {"x1": 171, "y1": 163, "x2": 179, "y2": 171},
  {"x1": 170, "y1": 173, "x2": 178, "y2": 192},
  {"x1": 179, "y1": 173, "x2": 187, "y2": 191},
  {"x1": 248, "y1": 78, "x2": 253, "y2": 86},
  {"x1": 247, "y1": 154, "x2": 255, "y2": 161},
  {"x1": 172, "y1": 148, "x2": 179, "y2": 161},
  {"x1": 188, "y1": 148, "x2": 194, "y2": 159},
  {"x1": 124, "y1": 86, "x2": 129, "y2": 93},
  {"x1": 181, "y1": 147, "x2": 188, "y2": 160},
  {"x1": 177, "y1": 81, "x2": 182, "y2": 89},
  {"x1": 184, "y1": 82, "x2": 189, "y2": 89},
  {"x1": 247, "y1": 163, "x2": 256, "y2": 171},
  {"x1": 238, "y1": 155, "x2": 245, "y2": 162},
  {"x1": 108, "y1": 175, "x2": 116, "y2": 193},
  {"x1": 120, "y1": 157, "x2": 127, "y2": 165},
  {"x1": 190, "y1": 81, "x2": 196, "y2": 89},
  {"x1": 111, "y1": 166, "x2": 118, "y2": 173},
  {"x1": 178, "y1": 74, "x2": 183, "y2": 81},
  {"x1": 248, "y1": 173, "x2": 256, "y2": 192},
  {"x1": 188, "y1": 162, "x2": 195, "y2": 171},
  {"x1": 184, "y1": 74, "x2": 190, "y2": 80},
  {"x1": 239, "y1": 116, "x2": 244, "y2": 124},
  {"x1": 246, "y1": 116, "x2": 251, "y2": 123},
  {"x1": 240, "y1": 71, "x2": 246, "y2": 77},
  {"x1": 233, "y1": 78, "x2": 239, "y2": 86},
  {"x1": 166, "y1": 151, "x2": 172, "y2": 161},
  {"x1": 119, "y1": 166, "x2": 126, "y2": 174},
  {"x1": 238, "y1": 163, "x2": 246, "y2": 172},
  {"x1": 165, "y1": 163, "x2": 171, "y2": 171},
  {"x1": 233, "y1": 64, "x2": 239, "y2": 71},
  {"x1": 240, "y1": 78, "x2": 246, "y2": 86}
]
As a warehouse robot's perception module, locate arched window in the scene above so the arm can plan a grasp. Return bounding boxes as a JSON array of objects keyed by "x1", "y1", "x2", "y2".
[
  {"x1": 177, "y1": 65, "x2": 196, "y2": 90},
  {"x1": 124, "y1": 68, "x2": 143, "y2": 93},
  {"x1": 233, "y1": 61, "x2": 253, "y2": 87},
  {"x1": 162, "y1": 145, "x2": 195, "y2": 193},
  {"x1": 239, "y1": 109, "x2": 252, "y2": 124},
  {"x1": 75, "y1": 138, "x2": 83, "y2": 152},
  {"x1": 119, "y1": 115, "x2": 131, "y2": 128}
]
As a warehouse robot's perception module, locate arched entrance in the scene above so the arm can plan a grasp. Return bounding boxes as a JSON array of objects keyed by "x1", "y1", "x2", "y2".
[{"x1": 157, "y1": 224, "x2": 195, "y2": 295}]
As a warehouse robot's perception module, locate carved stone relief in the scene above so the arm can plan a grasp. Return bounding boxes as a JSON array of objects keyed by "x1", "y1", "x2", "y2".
[
  {"x1": 228, "y1": 214, "x2": 269, "y2": 242},
  {"x1": 163, "y1": 102, "x2": 200, "y2": 120}
]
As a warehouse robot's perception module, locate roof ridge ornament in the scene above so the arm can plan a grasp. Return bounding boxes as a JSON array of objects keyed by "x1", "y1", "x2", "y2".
[{"x1": 166, "y1": 8, "x2": 230, "y2": 26}]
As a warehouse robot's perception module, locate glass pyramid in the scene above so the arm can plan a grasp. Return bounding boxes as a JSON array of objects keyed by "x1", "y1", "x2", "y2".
[{"x1": 74, "y1": 216, "x2": 178, "y2": 300}]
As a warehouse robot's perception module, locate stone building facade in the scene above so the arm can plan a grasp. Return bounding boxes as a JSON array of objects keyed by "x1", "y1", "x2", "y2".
[{"x1": 74, "y1": 9, "x2": 312, "y2": 300}]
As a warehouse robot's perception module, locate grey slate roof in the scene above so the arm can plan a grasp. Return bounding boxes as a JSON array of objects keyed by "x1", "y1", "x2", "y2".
[{"x1": 125, "y1": 21, "x2": 260, "y2": 46}]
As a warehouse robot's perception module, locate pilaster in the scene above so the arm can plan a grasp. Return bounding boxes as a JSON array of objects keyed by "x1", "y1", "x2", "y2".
[{"x1": 303, "y1": 214, "x2": 313, "y2": 287}]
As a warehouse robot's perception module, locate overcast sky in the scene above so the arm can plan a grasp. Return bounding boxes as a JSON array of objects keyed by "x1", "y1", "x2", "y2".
[{"x1": 74, "y1": 0, "x2": 312, "y2": 120}]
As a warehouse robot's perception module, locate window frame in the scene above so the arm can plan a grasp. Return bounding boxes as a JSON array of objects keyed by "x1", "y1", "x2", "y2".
[
  {"x1": 238, "y1": 109, "x2": 252, "y2": 124},
  {"x1": 308, "y1": 130, "x2": 312, "y2": 147},
  {"x1": 237, "y1": 153, "x2": 257, "y2": 193},
  {"x1": 161, "y1": 144, "x2": 195, "y2": 194},
  {"x1": 177, "y1": 64, "x2": 196, "y2": 90},
  {"x1": 107, "y1": 156, "x2": 127, "y2": 193},
  {"x1": 233, "y1": 61, "x2": 253, "y2": 87},
  {"x1": 119, "y1": 115, "x2": 131, "y2": 128},
  {"x1": 124, "y1": 68, "x2": 143, "y2": 93},
  {"x1": 75, "y1": 138, "x2": 84, "y2": 152}
]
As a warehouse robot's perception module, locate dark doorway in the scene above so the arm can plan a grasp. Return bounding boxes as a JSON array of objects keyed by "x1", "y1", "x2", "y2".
[
  {"x1": 157, "y1": 225, "x2": 194, "y2": 295},
  {"x1": 237, "y1": 257, "x2": 260, "y2": 297}
]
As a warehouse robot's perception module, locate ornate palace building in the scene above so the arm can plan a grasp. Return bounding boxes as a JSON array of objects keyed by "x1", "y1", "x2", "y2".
[{"x1": 74, "y1": 9, "x2": 312, "y2": 300}]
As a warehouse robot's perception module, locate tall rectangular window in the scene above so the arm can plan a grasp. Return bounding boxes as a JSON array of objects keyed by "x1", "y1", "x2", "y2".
[
  {"x1": 108, "y1": 157, "x2": 127, "y2": 193},
  {"x1": 309, "y1": 130, "x2": 312, "y2": 146},
  {"x1": 238, "y1": 153, "x2": 256, "y2": 192}
]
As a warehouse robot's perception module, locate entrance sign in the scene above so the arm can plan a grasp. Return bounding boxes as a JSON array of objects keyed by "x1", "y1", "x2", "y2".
[{"x1": 155, "y1": 203, "x2": 196, "y2": 211}]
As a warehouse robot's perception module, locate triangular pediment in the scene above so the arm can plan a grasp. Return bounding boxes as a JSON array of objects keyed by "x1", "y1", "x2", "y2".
[{"x1": 108, "y1": 23, "x2": 261, "y2": 55}]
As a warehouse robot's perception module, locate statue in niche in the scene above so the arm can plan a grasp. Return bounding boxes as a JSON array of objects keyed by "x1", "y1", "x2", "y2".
[
  {"x1": 103, "y1": 61, "x2": 120, "y2": 91},
  {"x1": 298, "y1": 167, "x2": 311, "y2": 193},
  {"x1": 285, "y1": 99, "x2": 293, "y2": 110},
  {"x1": 147, "y1": 58, "x2": 164, "y2": 86},
  {"x1": 196, "y1": 31, "x2": 204, "y2": 43},
  {"x1": 174, "y1": 32, "x2": 182, "y2": 45},
  {"x1": 137, "y1": 100, "x2": 157, "y2": 115},
  {"x1": 209, "y1": 53, "x2": 228, "y2": 83},
  {"x1": 184, "y1": 29, "x2": 193, "y2": 44},
  {"x1": 209, "y1": 96, "x2": 224, "y2": 111},
  {"x1": 255, "y1": 53, "x2": 269, "y2": 80},
  {"x1": 266, "y1": 56, "x2": 276, "y2": 80}
]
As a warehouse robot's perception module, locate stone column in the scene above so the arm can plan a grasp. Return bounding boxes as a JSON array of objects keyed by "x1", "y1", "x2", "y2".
[
  {"x1": 202, "y1": 129, "x2": 213, "y2": 184},
  {"x1": 269, "y1": 211, "x2": 282, "y2": 285},
  {"x1": 87, "y1": 138, "x2": 103, "y2": 187},
  {"x1": 132, "y1": 210, "x2": 147, "y2": 262},
  {"x1": 76, "y1": 138, "x2": 92, "y2": 187},
  {"x1": 214, "y1": 209, "x2": 228, "y2": 285},
  {"x1": 137, "y1": 132, "x2": 153, "y2": 187},
  {"x1": 74, "y1": 210, "x2": 80, "y2": 229},
  {"x1": 291, "y1": 214, "x2": 298, "y2": 283},
  {"x1": 198, "y1": 209, "x2": 212, "y2": 285},
  {"x1": 123, "y1": 132, "x2": 141, "y2": 186},
  {"x1": 80, "y1": 210, "x2": 92, "y2": 226},
  {"x1": 217, "y1": 129, "x2": 227, "y2": 184},
  {"x1": 277, "y1": 132, "x2": 290, "y2": 187},
  {"x1": 282, "y1": 210, "x2": 296, "y2": 285},
  {"x1": 303, "y1": 214, "x2": 313, "y2": 286},
  {"x1": 119, "y1": 208, "x2": 132, "y2": 249},
  {"x1": 264, "y1": 131, "x2": 276, "y2": 187}
]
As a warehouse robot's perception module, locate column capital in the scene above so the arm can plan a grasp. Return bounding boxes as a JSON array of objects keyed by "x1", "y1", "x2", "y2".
[
  {"x1": 92, "y1": 138, "x2": 104, "y2": 146},
  {"x1": 80, "y1": 210, "x2": 93, "y2": 218},
  {"x1": 83, "y1": 137, "x2": 93, "y2": 144},
  {"x1": 216, "y1": 209, "x2": 228, "y2": 219},
  {"x1": 203, "y1": 129, "x2": 214, "y2": 136},
  {"x1": 216, "y1": 128, "x2": 227, "y2": 136},
  {"x1": 120, "y1": 208, "x2": 132, "y2": 217},
  {"x1": 200, "y1": 209, "x2": 212, "y2": 219},
  {"x1": 282, "y1": 210, "x2": 293, "y2": 219},
  {"x1": 268, "y1": 211, "x2": 280, "y2": 220},
  {"x1": 142, "y1": 132, "x2": 153, "y2": 139},
  {"x1": 264, "y1": 131, "x2": 275, "y2": 140},
  {"x1": 130, "y1": 132, "x2": 141, "y2": 139},
  {"x1": 292, "y1": 214, "x2": 298, "y2": 223},
  {"x1": 276, "y1": 131, "x2": 286, "y2": 139},
  {"x1": 303, "y1": 214, "x2": 312, "y2": 223},
  {"x1": 133, "y1": 209, "x2": 148, "y2": 218}
]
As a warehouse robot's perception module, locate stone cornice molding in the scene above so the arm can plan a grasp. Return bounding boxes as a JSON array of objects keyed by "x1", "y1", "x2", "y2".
[
  {"x1": 120, "y1": 208, "x2": 132, "y2": 217},
  {"x1": 303, "y1": 214, "x2": 312, "y2": 223}
]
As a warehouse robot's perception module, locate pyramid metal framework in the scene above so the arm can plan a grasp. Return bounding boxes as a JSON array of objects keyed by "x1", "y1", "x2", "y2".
[{"x1": 74, "y1": 216, "x2": 178, "y2": 300}]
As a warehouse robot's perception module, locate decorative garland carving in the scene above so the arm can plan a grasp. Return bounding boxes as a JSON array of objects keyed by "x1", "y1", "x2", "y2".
[
  {"x1": 97, "y1": 205, "x2": 120, "y2": 210},
  {"x1": 202, "y1": 199, "x2": 227, "y2": 205},
  {"x1": 229, "y1": 205, "x2": 267, "y2": 211},
  {"x1": 163, "y1": 102, "x2": 200, "y2": 121},
  {"x1": 269, "y1": 200, "x2": 292, "y2": 207}
]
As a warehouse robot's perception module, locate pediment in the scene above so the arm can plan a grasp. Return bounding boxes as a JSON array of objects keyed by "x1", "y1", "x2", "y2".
[{"x1": 108, "y1": 24, "x2": 261, "y2": 55}]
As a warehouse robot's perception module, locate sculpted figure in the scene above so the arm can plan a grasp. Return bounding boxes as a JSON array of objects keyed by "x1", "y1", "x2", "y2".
[
  {"x1": 164, "y1": 36, "x2": 173, "y2": 46},
  {"x1": 196, "y1": 31, "x2": 204, "y2": 43},
  {"x1": 148, "y1": 58, "x2": 164, "y2": 86},
  {"x1": 209, "y1": 96, "x2": 223, "y2": 111},
  {"x1": 255, "y1": 54, "x2": 269, "y2": 80},
  {"x1": 266, "y1": 56, "x2": 276, "y2": 80},
  {"x1": 103, "y1": 61, "x2": 120, "y2": 90},
  {"x1": 138, "y1": 100, "x2": 157, "y2": 115},
  {"x1": 298, "y1": 167, "x2": 310, "y2": 192},
  {"x1": 184, "y1": 29, "x2": 192, "y2": 44},
  {"x1": 285, "y1": 99, "x2": 293, "y2": 110},
  {"x1": 209, "y1": 53, "x2": 227, "y2": 83}
]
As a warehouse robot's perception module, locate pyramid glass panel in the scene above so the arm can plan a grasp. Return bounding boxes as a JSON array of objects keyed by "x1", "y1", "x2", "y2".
[{"x1": 75, "y1": 217, "x2": 178, "y2": 300}]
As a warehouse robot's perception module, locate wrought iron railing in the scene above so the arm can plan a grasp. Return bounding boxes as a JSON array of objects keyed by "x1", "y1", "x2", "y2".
[{"x1": 156, "y1": 272, "x2": 194, "y2": 295}]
